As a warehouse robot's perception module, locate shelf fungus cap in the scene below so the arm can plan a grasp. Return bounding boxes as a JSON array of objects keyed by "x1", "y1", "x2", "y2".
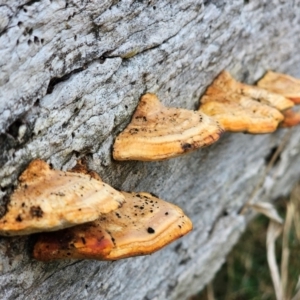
[
  {"x1": 33, "y1": 192, "x2": 193, "y2": 261},
  {"x1": 202, "y1": 70, "x2": 294, "y2": 111},
  {"x1": 199, "y1": 72, "x2": 284, "y2": 133},
  {"x1": 257, "y1": 71, "x2": 300, "y2": 104},
  {"x1": 0, "y1": 160, "x2": 125, "y2": 236},
  {"x1": 280, "y1": 109, "x2": 300, "y2": 128},
  {"x1": 113, "y1": 93, "x2": 224, "y2": 161}
]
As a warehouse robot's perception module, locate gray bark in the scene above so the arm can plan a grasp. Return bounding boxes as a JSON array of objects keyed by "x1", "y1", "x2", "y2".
[{"x1": 0, "y1": 0, "x2": 300, "y2": 299}]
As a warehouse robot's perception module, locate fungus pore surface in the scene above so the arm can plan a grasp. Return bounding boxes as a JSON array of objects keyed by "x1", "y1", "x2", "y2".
[
  {"x1": 33, "y1": 191, "x2": 193, "y2": 261},
  {"x1": 0, "y1": 160, "x2": 125, "y2": 236},
  {"x1": 113, "y1": 93, "x2": 224, "y2": 161}
]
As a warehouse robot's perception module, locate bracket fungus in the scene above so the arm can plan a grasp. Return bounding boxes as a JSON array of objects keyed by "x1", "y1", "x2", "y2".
[
  {"x1": 203, "y1": 71, "x2": 294, "y2": 111},
  {"x1": 33, "y1": 191, "x2": 192, "y2": 261},
  {"x1": 0, "y1": 160, "x2": 125, "y2": 236},
  {"x1": 113, "y1": 93, "x2": 224, "y2": 161},
  {"x1": 281, "y1": 109, "x2": 300, "y2": 128},
  {"x1": 257, "y1": 71, "x2": 300, "y2": 104},
  {"x1": 199, "y1": 71, "x2": 285, "y2": 133}
]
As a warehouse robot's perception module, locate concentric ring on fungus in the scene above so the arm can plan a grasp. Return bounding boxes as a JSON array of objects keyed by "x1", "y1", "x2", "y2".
[
  {"x1": 257, "y1": 71, "x2": 300, "y2": 104},
  {"x1": 33, "y1": 191, "x2": 193, "y2": 261},
  {"x1": 199, "y1": 71, "x2": 287, "y2": 134},
  {"x1": 0, "y1": 159, "x2": 125, "y2": 236},
  {"x1": 113, "y1": 93, "x2": 224, "y2": 161}
]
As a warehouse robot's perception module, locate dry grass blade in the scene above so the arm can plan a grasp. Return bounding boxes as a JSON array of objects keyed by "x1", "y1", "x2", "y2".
[
  {"x1": 292, "y1": 288, "x2": 300, "y2": 300},
  {"x1": 240, "y1": 130, "x2": 292, "y2": 214},
  {"x1": 291, "y1": 185, "x2": 300, "y2": 240},
  {"x1": 292, "y1": 277, "x2": 300, "y2": 300},
  {"x1": 207, "y1": 283, "x2": 215, "y2": 300},
  {"x1": 250, "y1": 202, "x2": 283, "y2": 224},
  {"x1": 281, "y1": 202, "x2": 294, "y2": 299},
  {"x1": 247, "y1": 202, "x2": 284, "y2": 299},
  {"x1": 291, "y1": 185, "x2": 300, "y2": 300},
  {"x1": 267, "y1": 221, "x2": 283, "y2": 300}
]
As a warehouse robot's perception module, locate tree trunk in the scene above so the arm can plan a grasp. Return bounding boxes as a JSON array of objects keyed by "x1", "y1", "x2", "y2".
[{"x1": 0, "y1": 0, "x2": 300, "y2": 299}]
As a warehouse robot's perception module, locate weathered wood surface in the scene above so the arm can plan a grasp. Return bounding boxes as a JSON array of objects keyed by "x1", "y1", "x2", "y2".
[{"x1": 1, "y1": 0, "x2": 300, "y2": 299}]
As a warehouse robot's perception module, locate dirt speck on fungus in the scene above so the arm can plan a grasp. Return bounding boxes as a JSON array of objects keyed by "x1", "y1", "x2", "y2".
[
  {"x1": 15, "y1": 215, "x2": 22, "y2": 222},
  {"x1": 30, "y1": 206, "x2": 44, "y2": 218},
  {"x1": 181, "y1": 143, "x2": 193, "y2": 151},
  {"x1": 147, "y1": 227, "x2": 155, "y2": 234}
]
